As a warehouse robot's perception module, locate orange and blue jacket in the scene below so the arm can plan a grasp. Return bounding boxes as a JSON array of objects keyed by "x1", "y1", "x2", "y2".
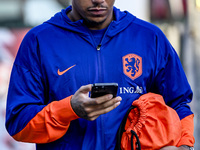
[{"x1": 6, "y1": 6, "x2": 194, "y2": 150}]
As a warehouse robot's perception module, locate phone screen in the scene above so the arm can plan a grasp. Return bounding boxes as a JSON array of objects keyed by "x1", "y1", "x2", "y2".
[{"x1": 91, "y1": 83, "x2": 118, "y2": 98}]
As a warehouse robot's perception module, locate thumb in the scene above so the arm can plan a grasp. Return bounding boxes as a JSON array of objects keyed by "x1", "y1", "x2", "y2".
[{"x1": 78, "y1": 84, "x2": 92, "y2": 94}]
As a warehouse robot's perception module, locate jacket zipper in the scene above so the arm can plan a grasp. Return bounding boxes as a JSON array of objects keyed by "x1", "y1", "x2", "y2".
[
  {"x1": 96, "y1": 22, "x2": 113, "y2": 82},
  {"x1": 95, "y1": 22, "x2": 113, "y2": 149},
  {"x1": 97, "y1": 44, "x2": 101, "y2": 51},
  {"x1": 96, "y1": 44, "x2": 103, "y2": 82}
]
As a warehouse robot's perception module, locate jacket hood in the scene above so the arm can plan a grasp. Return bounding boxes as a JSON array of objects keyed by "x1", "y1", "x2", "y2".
[{"x1": 45, "y1": 6, "x2": 136, "y2": 37}]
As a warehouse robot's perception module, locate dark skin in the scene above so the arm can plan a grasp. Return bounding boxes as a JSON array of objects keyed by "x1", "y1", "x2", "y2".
[
  {"x1": 69, "y1": 0, "x2": 122, "y2": 121},
  {"x1": 71, "y1": 84, "x2": 121, "y2": 121},
  {"x1": 68, "y1": 0, "x2": 191, "y2": 149},
  {"x1": 68, "y1": 0, "x2": 115, "y2": 30}
]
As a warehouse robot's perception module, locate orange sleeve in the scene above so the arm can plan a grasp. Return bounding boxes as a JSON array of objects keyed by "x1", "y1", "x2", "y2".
[
  {"x1": 12, "y1": 95, "x2": 79, "y2": 143},
  {"x1": 177, "y1": 114, "x2": 195, "y2": 147}
]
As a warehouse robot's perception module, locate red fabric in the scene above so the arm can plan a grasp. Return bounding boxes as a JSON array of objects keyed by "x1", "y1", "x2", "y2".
[
  {"x1": 121, "y1": 93, "x2": 182, "y2": 150},
  {"x1": 13, "y1": 95, "x2": 79, "y2": 143},
  {"x1": 177, "y1": 114, "x2": 195, "y2": 147}
]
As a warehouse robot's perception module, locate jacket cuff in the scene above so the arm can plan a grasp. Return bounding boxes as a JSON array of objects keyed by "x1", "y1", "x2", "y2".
[
  {"x1": 51, "y1": 95, "x2": 80, "y2": 125},
  {"x1": 177, "y1": 114, "x2": 195, "y2": 147}
]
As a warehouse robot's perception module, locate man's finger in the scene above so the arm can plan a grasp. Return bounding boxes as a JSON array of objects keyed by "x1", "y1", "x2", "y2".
[
  {"x1": 93, "y1": 96, "x2": 122, "y2": 110},
  {"x1": 88, "y1": 94, "x2": 113, "y2": 105},
  {"x1": 78, "y1": 84, "x2": 92, "y2": 94},
  {"x1": 84, "y1": 96, "x2": 122, "y2": 113},
  {"x1": 87, "y1": 101, "x2": 121, "y2": 118}
]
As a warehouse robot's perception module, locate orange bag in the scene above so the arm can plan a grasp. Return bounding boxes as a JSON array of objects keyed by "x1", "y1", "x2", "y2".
[{"x1": 116, "y1": 93, "x2": 182, "y2": 150}]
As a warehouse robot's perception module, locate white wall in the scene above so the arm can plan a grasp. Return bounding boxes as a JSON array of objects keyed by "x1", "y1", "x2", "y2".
[
  {"x1": 114, "y1": 0, "x2": 150, "y2": 21},
  {"x1": 24, "y1": 0, "x2": 63, "y2": 26}
]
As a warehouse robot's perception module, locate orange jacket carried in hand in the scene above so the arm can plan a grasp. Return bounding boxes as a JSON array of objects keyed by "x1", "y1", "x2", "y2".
[{"x1": 116, "y1": 93, "x2": 194, "y2": 150}]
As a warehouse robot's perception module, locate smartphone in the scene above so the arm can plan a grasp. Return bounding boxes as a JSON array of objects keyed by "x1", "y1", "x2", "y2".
[{"x1": 91, "y1": 83, "x2": 118, "y2": 98}]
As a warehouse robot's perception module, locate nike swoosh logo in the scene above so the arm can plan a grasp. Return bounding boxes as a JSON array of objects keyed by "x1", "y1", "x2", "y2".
[{"x1": 57, "y1": 64, "x2": 76, "y2": 76}]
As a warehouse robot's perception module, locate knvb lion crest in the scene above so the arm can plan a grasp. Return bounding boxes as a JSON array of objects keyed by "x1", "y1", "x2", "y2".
[{"x1": 123, "y1": 54, "x2": 142, "y2": 80}]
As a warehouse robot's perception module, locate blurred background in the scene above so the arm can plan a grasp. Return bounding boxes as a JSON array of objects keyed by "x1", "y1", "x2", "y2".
[{"x1": 0, "y1": 0, "x2": 199, "y2": 149}]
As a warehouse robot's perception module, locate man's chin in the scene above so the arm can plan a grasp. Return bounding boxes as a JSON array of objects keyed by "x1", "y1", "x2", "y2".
[{"x1": 84, "y1": 18, "x2": 106, "y2": 28}]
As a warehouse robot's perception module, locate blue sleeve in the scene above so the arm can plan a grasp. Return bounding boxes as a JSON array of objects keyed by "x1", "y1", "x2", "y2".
[
  {"x1": 151, "y1": 30, "x2": 193, "y2": 120},
  {"x1": 6, "y1": 29, "x2": 46, "y2": 136}
]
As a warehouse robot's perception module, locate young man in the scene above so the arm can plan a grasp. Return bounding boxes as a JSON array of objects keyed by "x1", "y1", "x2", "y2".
[{"x1": 6, "y1": 0, "x2": 194, "y2": 149}]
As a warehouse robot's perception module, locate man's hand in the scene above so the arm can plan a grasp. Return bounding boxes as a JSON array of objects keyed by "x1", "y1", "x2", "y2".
[
  {"x1": 160, "y1": 146, "x2": 190, "y2": 150},
  {"x1": 71, "y1": 84, "x2": 122, "y2": 121}
]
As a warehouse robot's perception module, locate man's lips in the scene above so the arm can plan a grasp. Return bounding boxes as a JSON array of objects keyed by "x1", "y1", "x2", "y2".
[
  {"x1": 88, "y1": 7, "x2": 107, "y2": 16},
  {"x1": 88, "y1": 7, "x2": 107, "y2": 11}
]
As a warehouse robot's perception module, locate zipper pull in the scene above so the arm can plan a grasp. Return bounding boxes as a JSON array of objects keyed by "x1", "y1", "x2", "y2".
[{"x1": 97, "y1": 44, "x2": 101, "y2": 51}]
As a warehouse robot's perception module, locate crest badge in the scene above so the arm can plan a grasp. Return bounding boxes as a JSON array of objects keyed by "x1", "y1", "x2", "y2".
[{"x1": 123, "y1": 54, "x2": 142, "y2": 80}]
